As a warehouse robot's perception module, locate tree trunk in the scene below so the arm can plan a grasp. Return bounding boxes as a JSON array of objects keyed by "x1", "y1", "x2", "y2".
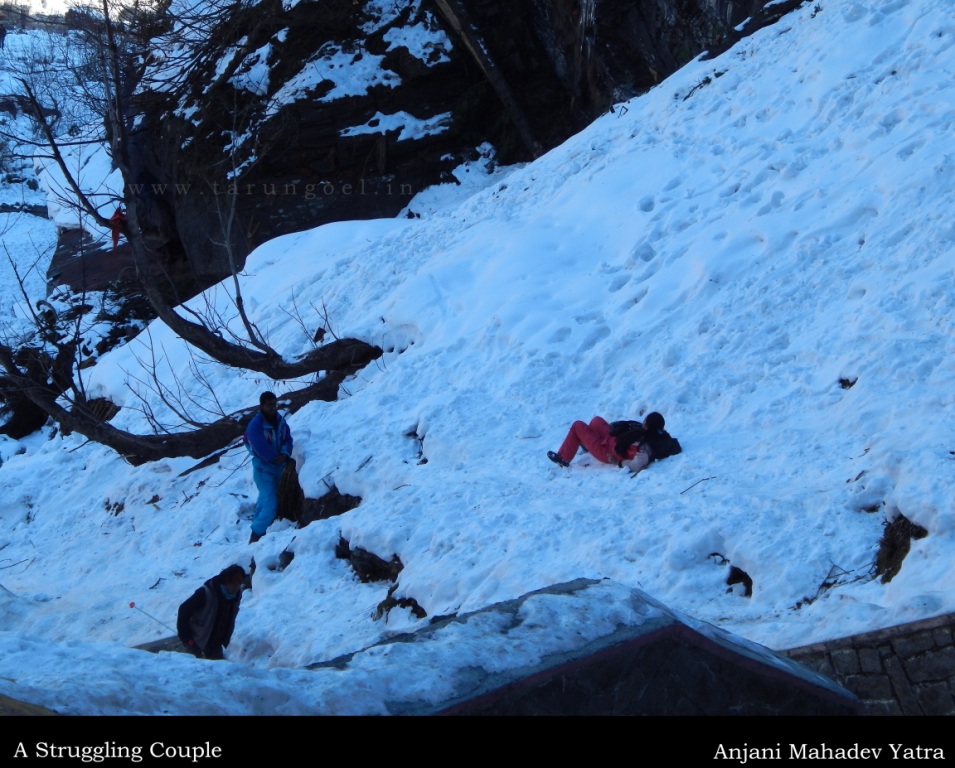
[{"x1": 0, "y1": 343, "x2": 347, "y2": 465}]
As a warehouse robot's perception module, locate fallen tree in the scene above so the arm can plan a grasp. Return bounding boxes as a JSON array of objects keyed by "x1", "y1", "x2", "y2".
[{"x1": 0, "y1": 340, "x2": 377, "y2": 464}]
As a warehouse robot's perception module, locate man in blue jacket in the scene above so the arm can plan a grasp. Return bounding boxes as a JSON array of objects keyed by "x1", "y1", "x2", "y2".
[{"x1": 244, "y1": 391, "x2": 293, "y2": 543}]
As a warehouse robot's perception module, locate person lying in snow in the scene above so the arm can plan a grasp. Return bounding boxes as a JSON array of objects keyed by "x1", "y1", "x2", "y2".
[{"x1": 547, "y1": 412, "x2": 681, "y2": 473}]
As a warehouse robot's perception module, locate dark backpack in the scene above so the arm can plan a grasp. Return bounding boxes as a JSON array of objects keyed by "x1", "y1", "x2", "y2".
[
  {"x1": 608, "y1": 420, "x2": 646, "y2": 457},
  {"x1": 608, "y1": 420, "x2": 682, "y2": 463},
  {"x1": 608, "y1": 420, "x2": 643, "y2": 437},
  {"x1": 650, "y1": 432, "x2": 682, "y2": 461}
]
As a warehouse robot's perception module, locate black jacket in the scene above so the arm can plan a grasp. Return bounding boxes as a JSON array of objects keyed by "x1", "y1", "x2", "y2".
[
  {"x1": 177, "y1": 575, "x2": 242, "y2": 660},
  {"x1": 609, "y1": 420, "x2": 681, "y2": 462}
]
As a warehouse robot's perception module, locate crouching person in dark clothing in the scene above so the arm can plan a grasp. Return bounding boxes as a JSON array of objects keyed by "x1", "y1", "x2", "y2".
[{"x1": 177, "y1": 564, "x2": 246, "y2": 660}]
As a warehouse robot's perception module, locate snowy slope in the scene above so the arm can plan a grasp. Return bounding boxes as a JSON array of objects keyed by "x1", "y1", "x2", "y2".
[{"x1": 0, "y1": 0, "x2": 953, "y2": 715}]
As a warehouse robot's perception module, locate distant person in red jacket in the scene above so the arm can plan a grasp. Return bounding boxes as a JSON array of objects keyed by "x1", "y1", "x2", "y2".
[
  {"x1": 547, "y1": 411, "x2": 680, "y2": 474},
  {"x1": 109, "y1": 205, "x2": 126, "y2": 250}
]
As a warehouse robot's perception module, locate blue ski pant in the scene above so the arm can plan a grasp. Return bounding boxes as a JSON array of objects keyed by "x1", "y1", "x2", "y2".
[{"x1": 251, "y1": 460, "x2": 284, "y2": 536}]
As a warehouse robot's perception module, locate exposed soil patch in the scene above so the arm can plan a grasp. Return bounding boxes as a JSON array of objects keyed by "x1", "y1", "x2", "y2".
[
  {"x1": 709, "y1": 552, "x2": 753, "y2": 598},
  {"x1": 335, "y1": 537, "x2": 402, "y2": 583},
  {"x1": 298, "y1": 486, "x2": 362, "y2": 527},
  {"x1": 726, "y1": 565, "x2": 753, "y2": 597},
  {"x1": 875, "y1": 514, "x2": 928, "y2": 584},
  {"x1": 375, "y1": 584, "x2": 427, "y2": 620}
]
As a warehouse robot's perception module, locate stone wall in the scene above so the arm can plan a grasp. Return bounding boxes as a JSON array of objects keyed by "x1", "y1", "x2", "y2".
[{"x1": 783, "y1": 613, "x2": 955, "y2": 716}]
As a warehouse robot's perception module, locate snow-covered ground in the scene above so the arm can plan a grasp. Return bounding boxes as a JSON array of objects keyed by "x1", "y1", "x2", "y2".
[{"x1": 0, "y1": 0, "x2": 953, "y2": 724}]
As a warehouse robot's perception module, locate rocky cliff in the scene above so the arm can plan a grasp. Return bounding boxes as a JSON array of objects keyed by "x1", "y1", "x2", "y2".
[{"x1": 115, "y1": 0, "x2": 782, "y2": 286}]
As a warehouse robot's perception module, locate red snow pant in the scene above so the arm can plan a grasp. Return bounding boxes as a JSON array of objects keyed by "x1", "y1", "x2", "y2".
[{"x1": 557, "y1": 416, "x2": 620, "y2": 465}]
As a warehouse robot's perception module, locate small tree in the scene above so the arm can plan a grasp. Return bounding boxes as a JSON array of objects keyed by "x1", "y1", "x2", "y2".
[{"x1": 0, "y1": 0, "x2": 381, "y2": 461}]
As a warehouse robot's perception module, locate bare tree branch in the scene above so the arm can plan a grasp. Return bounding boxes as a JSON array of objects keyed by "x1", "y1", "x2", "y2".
[{"x1": 0, "y1": 340, "x2": 346, "y2": 464}]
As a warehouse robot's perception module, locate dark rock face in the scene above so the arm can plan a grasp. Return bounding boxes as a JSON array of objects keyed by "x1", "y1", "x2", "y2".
[
  {"x1": 128, "y1": 0, "x2": 472, "y2": 286},
  {"x1": 0, "y1": 377, "x2": 48, "y2": 439},
  {"x1": 496, "y1": 0, "x2": 765, "y2": 127},
  {"x1": 116, "y1": 0, "x2": 772, "y2": 288}
]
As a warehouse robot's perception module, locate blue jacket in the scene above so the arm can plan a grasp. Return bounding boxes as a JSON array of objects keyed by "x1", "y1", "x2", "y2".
[{"x1": 244, "y1": 410, "x2": 293, "y2": 469}]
